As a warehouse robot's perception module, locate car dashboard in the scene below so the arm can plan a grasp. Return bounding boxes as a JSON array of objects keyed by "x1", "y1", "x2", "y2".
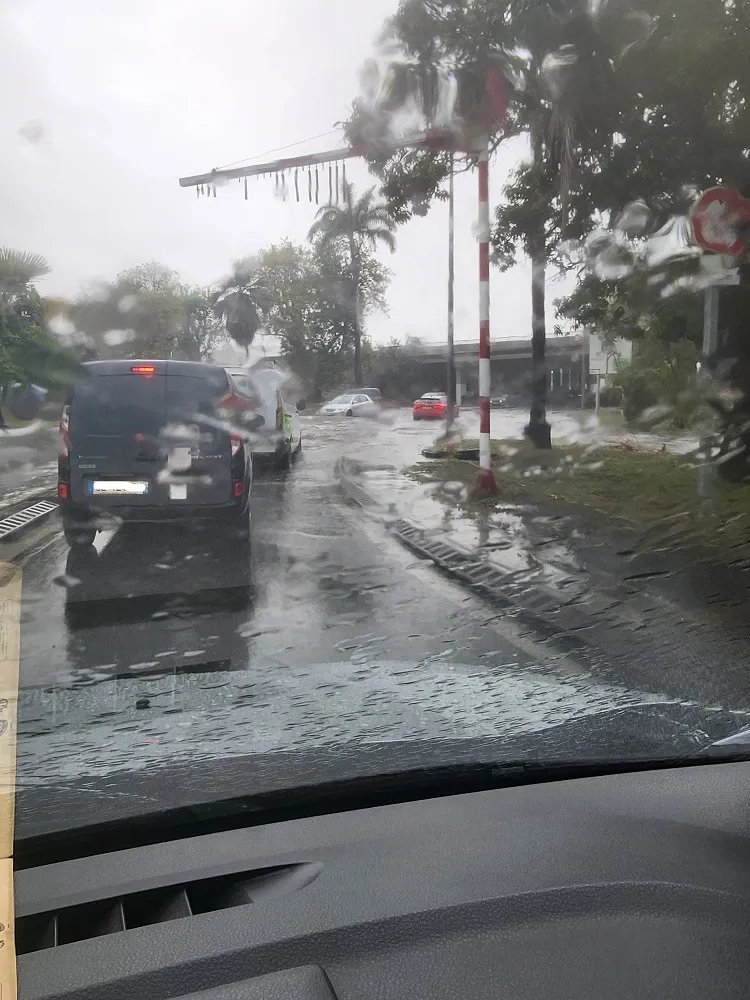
[{"x1": 15, "y1": 760, "x2": 750, "y2": 1000}]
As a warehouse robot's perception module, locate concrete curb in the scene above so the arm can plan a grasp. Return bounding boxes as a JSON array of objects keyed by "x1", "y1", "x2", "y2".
[
  {"x1": 334, "y1": 458, "x2": 383, "y2": 511},
  {"x1": 392, "y1": 516, "x2": 599, "y2": 654}
]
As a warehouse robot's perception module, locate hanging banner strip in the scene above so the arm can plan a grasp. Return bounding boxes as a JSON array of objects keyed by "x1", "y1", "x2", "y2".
[{"x1": 178, "y1": 130, "x2": 466, "y2": 188}]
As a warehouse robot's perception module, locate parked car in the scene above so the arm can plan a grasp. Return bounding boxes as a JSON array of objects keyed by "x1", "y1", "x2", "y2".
[
  {"x1": 224, "y1": 367, "x2": 303, "y2": 469},
  {"x1": 412, "y1": 392, "x2": 459, "y2": 421},
  {"x1": 57, "y1": 360, "x2": 259, "y2": 548},
  {"x1": 320, "y1": 393, "x2": 379, "y2": 418},
  {"x1": 353, "y1": 387, "x2": 382, "y2": 403}
]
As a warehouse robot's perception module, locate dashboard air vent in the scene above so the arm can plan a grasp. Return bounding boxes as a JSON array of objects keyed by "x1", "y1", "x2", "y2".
[{"x1": 17, "y1": 861, "x2": 322, "y2": 954}]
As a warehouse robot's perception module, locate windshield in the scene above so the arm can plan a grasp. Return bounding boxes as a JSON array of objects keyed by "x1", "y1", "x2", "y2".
[{"x1": 5, "y1": 0, "x2": 750, "y2": 846}]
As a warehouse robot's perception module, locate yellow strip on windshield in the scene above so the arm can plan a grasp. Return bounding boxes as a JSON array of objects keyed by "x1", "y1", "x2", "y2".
[{"x1": 0, "y1": 563, "x2": 21, "y2": 1000}]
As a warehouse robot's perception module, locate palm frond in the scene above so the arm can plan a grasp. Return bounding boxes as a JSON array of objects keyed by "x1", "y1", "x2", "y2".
[
  {"x1": 308, "y1": 205, "x2": 347, "y2": 241},
  {"x1": 0, "y1": 247, "x2": 51, "y2": 287},
  {"x1": 211, "y1": 267, "x2": 269, "y2": 351},
  {"x1": 369, "y1": 228, "x2": 397, "y2": 253}
]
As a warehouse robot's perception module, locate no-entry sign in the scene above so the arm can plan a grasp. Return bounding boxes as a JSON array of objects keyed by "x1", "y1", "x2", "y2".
[{"x1": 690, "y1": 187, "x2": 750, "y2": 255}]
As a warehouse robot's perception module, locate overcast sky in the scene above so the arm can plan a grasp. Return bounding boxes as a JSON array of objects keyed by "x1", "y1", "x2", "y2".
[{"x1": 2, "y1": 0, "x2": 574, "y2": 346}]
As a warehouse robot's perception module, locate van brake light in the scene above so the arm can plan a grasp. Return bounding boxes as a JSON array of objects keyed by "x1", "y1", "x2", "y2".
[
  {"x1": 230, "y1": 434, "x2": 242, "y2": 457},
  {"x1": 131, "y1": 365, "x2": 156, "y2": 374}
]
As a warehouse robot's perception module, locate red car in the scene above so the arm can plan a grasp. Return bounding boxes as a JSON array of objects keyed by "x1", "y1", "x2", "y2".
[{"x1": 412, "y1": 393, "x2": 460, "y2": 420}]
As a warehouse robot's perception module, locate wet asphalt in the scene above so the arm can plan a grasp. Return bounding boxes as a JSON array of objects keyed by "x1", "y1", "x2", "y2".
[{"x1": 13, "y1": 410, "x2": 750, "y2": 791}]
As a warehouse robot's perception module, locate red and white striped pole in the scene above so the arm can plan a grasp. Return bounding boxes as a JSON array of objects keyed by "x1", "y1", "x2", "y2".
[{"x1": 474, "y1": 136, "x2": 497, "y2": 496}]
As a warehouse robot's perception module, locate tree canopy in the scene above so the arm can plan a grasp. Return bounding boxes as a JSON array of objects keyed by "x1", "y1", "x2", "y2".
[
  {"x1": 0, "y1": 248, "x2": 79, "y2": 401},
  {"x1": 257, "y1": 237, "x2": 390, "y2": 395},
  {"x1": 71, "y1": 263, "x2": 225, "y2": 362}
]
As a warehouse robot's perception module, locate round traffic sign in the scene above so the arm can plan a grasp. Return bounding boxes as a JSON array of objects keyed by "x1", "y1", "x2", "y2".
[{"x1": 690, "y1": 187, "x2": 750, "y2": 255}]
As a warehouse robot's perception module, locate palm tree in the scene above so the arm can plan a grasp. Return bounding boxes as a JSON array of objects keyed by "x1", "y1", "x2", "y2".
[
  {"x1": 211, "y1": 258, "x2": 270, "y2": 358},
  {"x1": 308, "y1": 184, "x2": 396, "y2": 386},
  {"x1": 0, "y1": 247, "x2": 50, "y2": 296}
]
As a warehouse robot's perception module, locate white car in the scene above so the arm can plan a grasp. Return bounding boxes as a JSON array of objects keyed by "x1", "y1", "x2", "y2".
[{"x1": 320, "y1": 393, "x2": 379, "y2": 418}]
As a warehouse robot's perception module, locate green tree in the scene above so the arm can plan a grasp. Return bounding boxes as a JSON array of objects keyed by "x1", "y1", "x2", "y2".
[
  {"x1": 177, "y1": 287, "x2": 226, "y2": 361},
  {"x1": 555, "y1": 268, "x2": 704, "y2": 349},
  {"x1": 0, "y1": 248, "x2": 80, "y2": 424},
  {"x1": 257, "y1": 238, "x2": 389, "y2": 397},
  {"x1": 548, "y1": 0, "x2": 750, "y2": 477},
  {"x1": 615, "y1": 336, "x2": 701, "y2": 430},
  {"x1": 307, "y1": 183, "x2": 396, "y2": 386},
  {"x1": 210, "y1": 258, "x2": 270, "y2": 357},
  {"x1": 70, "y1": 264, "x2": 225, "y2": 362},
  {"x1": 0, "y1": 290, "x2": 80, "y2": 423},
  {"x1": 344, "y1": 0, "x2": 637, "y2": 447},
  {"x1": 72, "y1": 262, "x2": 186, "y2": 359},
  {"x1": 348, "y1": 0, "x2": 750, "y2": 468}
]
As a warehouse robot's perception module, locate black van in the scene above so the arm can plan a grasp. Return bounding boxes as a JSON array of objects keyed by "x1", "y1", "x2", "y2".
[{"x1": 58, "y1": 360, "x2": 258, "y2": 547}]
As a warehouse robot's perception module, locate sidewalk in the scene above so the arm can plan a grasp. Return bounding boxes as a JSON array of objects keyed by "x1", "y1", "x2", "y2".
[{"x1": 337, "y1": 455, "x2": 750, "y2": 712}]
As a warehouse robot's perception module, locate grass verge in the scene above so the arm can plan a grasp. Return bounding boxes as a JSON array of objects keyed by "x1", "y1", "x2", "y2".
[{"x1": 409, "y1": 438, "x2": 750, "y2": 555}]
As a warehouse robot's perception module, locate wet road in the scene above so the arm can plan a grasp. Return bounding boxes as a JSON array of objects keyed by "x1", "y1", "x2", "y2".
[{"x1": 14, "y1": 410, "x2": 746, "y2": 794}]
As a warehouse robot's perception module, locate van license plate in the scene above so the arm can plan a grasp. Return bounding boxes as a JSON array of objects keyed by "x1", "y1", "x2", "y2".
[{"x1": 87, "y1": 480, "x2": 149, "y2": 496}]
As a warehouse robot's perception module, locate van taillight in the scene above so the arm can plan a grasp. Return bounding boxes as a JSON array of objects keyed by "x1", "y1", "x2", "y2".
[
  {"x1": 59, "y1": 406, "x2": 70, "y2": 457},
  {"x1": 230, "y1": 435, "x2": 242, "y2": 457}
]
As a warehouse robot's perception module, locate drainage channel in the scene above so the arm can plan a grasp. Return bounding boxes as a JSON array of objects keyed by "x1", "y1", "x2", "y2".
[{"x1": 0, "y1": 501, "x2": 58, "y2": 540}]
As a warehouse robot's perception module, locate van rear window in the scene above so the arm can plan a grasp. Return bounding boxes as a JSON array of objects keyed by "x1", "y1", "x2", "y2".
[{"x1": 71, "y1": 373, "x2": 228, "y2": 435}]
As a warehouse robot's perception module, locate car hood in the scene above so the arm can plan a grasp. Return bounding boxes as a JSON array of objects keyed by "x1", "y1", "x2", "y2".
[{"x1": 15, "y1": 658, "x2": 749, "y2": 841}]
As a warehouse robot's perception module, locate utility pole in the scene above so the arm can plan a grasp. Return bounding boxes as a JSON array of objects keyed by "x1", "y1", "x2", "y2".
[
  {"x1": 698, "y1": 285, "x2": 720, "y2": 502},
  {"x1": 445, "y1": 155, "x2": 456, "y2": 436},
  {"x1": 580, "y1": 334, "x2": 586, "y2": 409},
  {"x1": 474, "y1": 137, "x2": 497, "y2": 496}
]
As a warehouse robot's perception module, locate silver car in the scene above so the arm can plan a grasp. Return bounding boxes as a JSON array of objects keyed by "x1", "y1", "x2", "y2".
[{"x1": 320, "y1": 393, "x2": 379, "y2": 418}]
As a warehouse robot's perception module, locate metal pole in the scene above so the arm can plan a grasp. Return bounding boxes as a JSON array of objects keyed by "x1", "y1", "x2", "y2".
[
  {"x1": 445, "y1": 155, "x2": 456, "y2": 436},
  {"x1": 580, "y1": 335, "x2": 586, "y2": 409},
  {"x1": 474, "y1": 138, "x2": 497, "y2": 495},
  {"x1": 698, "y1": 285, "x2": 719, "y2": 501}
]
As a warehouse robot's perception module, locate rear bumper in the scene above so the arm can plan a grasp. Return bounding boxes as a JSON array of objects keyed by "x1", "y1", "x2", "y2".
[
  {"x1": 251, "y1": 444, "x2": 286, "y2": 457},
  {"x1": 59, "y1": 498, "x2": 247, "y2": 526}
]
